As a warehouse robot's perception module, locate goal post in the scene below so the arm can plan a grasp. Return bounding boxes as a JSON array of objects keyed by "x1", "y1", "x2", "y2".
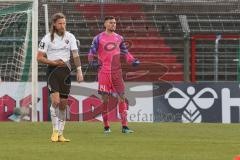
[{"x1": 31, "y1": 0, "x2": 38, "y2": 122}]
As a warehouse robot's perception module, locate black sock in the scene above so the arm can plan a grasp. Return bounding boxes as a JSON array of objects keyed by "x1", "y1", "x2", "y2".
[
  {"x1": 104, "y1": 126, "x2": 110, "y2": 130},
  {"x1": 122, "y1": 126, "x2": 128, "y2": 129}
]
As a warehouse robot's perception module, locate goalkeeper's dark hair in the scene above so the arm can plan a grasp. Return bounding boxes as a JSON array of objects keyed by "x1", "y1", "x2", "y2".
[
  {"x1": 50, "y1": 13, "x2": 66, "y2": 42},
  {"x1": 104, "y1": 16, "x2": 115, "y2": 22}
]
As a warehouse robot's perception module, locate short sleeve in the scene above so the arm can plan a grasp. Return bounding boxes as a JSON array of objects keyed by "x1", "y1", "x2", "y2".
[
  {"x1": 38, "y1": 34, "x2": 49, "y2": 53},
  {"x1": 70, "y1": 34, "x2": 78, "y2": 51},
  {"x1": 88, "y1": 35, "x2": 100, "y2": 55}
]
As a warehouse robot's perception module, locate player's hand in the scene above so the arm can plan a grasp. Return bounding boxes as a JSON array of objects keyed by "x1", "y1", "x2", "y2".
[
  {"x1": 132, "y1": 59, "x2": 140, "y2": 67},
  {"x1": 76, "y1": 69, "x2": 84, "y2": 82},
  {"x1": 52, "y1": 59, "x2": 65, "y2": 67},
  {"x1": 76, "y1": 66, "x2": 83, "y2": 83},
  {"x1": 91, "y1": 60, "x2": 99, "y2": 70}
]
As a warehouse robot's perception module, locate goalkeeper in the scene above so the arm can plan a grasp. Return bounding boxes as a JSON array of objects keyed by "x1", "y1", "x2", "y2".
[
  {"x1": 88, "y1": 16, "x2": 140, "y2": 133},
  {"x1": 37, "y1": 13, "x2": 83, "y2": 142}
]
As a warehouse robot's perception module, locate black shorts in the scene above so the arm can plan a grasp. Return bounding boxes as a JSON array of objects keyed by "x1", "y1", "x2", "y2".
[{"x1": 47, "y1": 66, "x2": 71, "y2": 99}]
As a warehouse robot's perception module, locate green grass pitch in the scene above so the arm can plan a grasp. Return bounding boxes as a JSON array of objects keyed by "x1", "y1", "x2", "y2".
[{"x1": 0, "y1": 122, "x2": 240, "y2": 160}]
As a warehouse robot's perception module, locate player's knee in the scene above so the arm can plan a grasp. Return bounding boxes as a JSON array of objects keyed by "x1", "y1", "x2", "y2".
[
  {"x1": 51, "y1": 92, "x2": 60, "y2": 107},
  {"x1": 51, "y1": 98, "x2": 60, "y2": 107},
  {"x1": 59, "y1": 99, "x2": 68, "y2": 110},
  {"x1": 52, "y1": 103, "x2": 59, "y2": 108}
]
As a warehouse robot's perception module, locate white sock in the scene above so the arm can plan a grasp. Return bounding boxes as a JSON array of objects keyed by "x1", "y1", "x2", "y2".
[
  {"x1": 50, "y1": 105, "x2": 59, "y2": 132},
  {"x1": 58, "y1": 109, "x2": 66, "y2": 136}
]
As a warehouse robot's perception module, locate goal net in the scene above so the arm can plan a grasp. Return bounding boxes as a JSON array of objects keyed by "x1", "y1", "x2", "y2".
[
  {"x1": 0, "y1": 2, "x2": 32, "y2": 81},
  {"x1": 0, "y1": 0, "x2": 38, "y2": 121}
]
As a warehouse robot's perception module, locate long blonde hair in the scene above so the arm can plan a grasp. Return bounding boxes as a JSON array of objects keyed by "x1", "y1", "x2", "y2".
[{"x1": 50, "y1": 13, "x2": 66, "y2": 42}]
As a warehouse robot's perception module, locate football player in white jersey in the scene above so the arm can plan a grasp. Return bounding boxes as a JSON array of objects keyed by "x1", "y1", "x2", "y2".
[{"x1": 37, "y1": 13, "x2": 83, "y2": 142}]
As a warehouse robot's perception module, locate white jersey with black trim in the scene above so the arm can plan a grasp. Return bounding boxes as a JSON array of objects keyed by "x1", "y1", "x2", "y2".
[{"x1": 38, "y1": 31, "x2": 78, "y2": 62}]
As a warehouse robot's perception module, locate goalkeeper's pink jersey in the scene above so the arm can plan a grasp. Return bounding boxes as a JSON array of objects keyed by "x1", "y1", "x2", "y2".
[{"x1": 88, "y1": 31, "x2": 135, "y2": 73}]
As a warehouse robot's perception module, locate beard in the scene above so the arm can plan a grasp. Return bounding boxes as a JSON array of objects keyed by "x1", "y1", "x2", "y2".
[
  {"x1": 56, "y1": 28, "x2": 65, "y2": 36},
  {"x1": 108, "y1": 28, "x2": 115, "y2": 32}
]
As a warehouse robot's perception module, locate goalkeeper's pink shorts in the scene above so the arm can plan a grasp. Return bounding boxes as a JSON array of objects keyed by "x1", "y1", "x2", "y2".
[{"x1": 98, "y1": 70, "x2": 125, "y2": 96}]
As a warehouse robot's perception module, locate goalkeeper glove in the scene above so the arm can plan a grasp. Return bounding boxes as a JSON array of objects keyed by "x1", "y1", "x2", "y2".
[{"x1": 132, "y1": 59, "x2": 140, "y2": 67}]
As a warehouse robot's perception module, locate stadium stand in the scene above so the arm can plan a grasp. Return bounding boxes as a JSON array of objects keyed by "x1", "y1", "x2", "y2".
[
  {"x1": 38, "y1": 2, "x2": 185, "y2": 82},
  {"x1": 2, "y1": 0, "x2": 240, "y2": 82}
]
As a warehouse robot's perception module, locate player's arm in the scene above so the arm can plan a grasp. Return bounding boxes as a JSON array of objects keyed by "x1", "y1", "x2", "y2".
[
  {"x1": 37, "y1": 51, "x2": 65, "y2": 66},
  {"x1": 72, "y1": 50, "x2": 82, "y2": 68},
  {"x1": 88, "y1": 36, "x2": 99, "y2": 64},
  {"x1": 72, "y1": 49, "x2": 83, "y2": 82},
  {"x1": 70, "y1": 35, "x2": 83, "y2": 82},
  {"x1": 120, "y1": 38, "x2": 140, "y2": 67}
]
